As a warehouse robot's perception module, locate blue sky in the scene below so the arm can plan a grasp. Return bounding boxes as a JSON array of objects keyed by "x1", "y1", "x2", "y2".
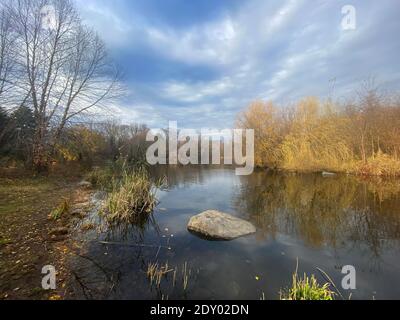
[{"x1": 75, "y1": 0, "x2": 400, "y2": 129}]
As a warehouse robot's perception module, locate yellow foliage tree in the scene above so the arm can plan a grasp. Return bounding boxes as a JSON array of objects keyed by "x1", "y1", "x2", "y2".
[{"x1": 236, "y1": 100, "x2": 283, "y2": 168}]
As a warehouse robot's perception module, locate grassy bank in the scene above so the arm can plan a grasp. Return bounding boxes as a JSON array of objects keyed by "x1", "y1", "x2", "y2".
[
  {"x1": 0, "y1": 162, "x2": 160, "y2": 300},
  {"x1": 0, "y1": 169, "x2": 87, "y2": 300}
]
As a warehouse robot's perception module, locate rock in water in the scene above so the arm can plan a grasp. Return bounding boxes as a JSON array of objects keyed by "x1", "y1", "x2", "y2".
[
  {"x1": 78, "y1": 180, "x2": 92, "y2": 188},
  {"x1": 322, "y1": 171, "x2": 336, "y2": 177},
  {"x1": 188, "y1": 210, "x2": 256, "y2": 240}
]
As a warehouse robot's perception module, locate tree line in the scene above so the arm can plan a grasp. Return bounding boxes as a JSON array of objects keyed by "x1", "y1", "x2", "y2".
[
  {"x1": 0, "y1": 106, "x2": 150, "y2": 169},
  {"x1": 0, "y1": 0, "x2": 120, "y2": 171},
  {"x1": 1, "y1": 1, "x2": 399, "y2": 177},
  {"x1": 237, "y1": 87, "x2": 400, "y2": 176}
]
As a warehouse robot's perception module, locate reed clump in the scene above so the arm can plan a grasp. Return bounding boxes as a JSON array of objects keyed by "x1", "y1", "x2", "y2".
[
  {"x1": 357, "y1": 152, "x2": 400, "y2": 177},
  {"x1": 147, "y1": 262, "x2": 174, "y2": 288},
  {"x1": 280, "y1": 272, "x2": 335, "y2": 300},
  {"x1": 103, "y1": 168, "x2": 158, "y2": 224},
  {"x1": 146, "y1": 261, "x2": 193, "y2": 293}
]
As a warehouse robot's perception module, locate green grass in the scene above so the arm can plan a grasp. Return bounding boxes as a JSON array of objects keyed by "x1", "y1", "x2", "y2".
[
  {"x1": 85, "y1": 166, "x2": 116, "y2": 189},
  {"x1": 0, "y1": 237, "x2": 11, "y2": 245},
  {"x1": 280, "y1": 270, "x2": 335, "y2": 300},
  {"x1": 85, "y1": 159, "x2": 145, "y2": 189},
  {"x1": 49, "y1": 198, "x2": 71, "y2": 220},
  {"x1": 0, "y1": 176, "x2": 68, "y2": 217}
]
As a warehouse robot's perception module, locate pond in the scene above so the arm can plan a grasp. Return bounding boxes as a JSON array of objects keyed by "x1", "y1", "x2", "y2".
[{"x1": 70, "y1": 167, "x2": 400, "y2": 300}]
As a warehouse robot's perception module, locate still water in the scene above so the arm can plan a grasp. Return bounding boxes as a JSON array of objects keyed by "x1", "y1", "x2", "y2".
[{"x1": 71, "y1": 167, "x2": 400, "y2": 300}]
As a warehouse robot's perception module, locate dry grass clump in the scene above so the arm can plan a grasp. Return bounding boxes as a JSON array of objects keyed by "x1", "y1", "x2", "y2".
[
  {"x1": 147, "y1": 262, "x2": 174, "y2": 288},
  {"x1": 357, "y1": 152, "x2": 400, "y2": 177},
  {"x1": 103, "y1": 169, "x2": 158, "y2": 224},
  {"x1": 146, "y1": 261, "x2": 192, "y2": 293}
]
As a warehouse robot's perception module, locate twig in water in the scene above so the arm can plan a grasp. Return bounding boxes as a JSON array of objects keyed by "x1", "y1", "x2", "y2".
[{"x1": 96, "y1": 240, "x2": 171, "y2": 250}]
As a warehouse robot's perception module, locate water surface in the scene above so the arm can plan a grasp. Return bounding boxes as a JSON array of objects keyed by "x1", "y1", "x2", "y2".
[{"x1": 71, "y1": 167, "x2": 400, "y2": 300}]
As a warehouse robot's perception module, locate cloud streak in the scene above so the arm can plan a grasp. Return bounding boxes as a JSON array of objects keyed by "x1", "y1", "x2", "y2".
[{"x1": 75, "y1": 0, "x2": 400, "y2": 128}]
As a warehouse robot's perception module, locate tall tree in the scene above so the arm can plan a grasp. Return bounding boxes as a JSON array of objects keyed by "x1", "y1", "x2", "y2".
[
  {"x1": 0, "y1": 0, "x2": 16, "y2": 104},
  {"x1": 237, "y1": 100, "x2": 283, "y2": 168},
  {"x1": 7, "y1": 0, "x2": 120, "y2": 171},
  {"x1": 0, "y1": 106, "x2": 9, "y2": 150}
]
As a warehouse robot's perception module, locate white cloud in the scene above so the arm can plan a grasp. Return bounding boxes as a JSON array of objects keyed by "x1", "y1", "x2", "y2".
[
  {"x1": 161, "y1": 77, "x2": 234, "y2": 103},
  {"x1": 76, "y1": 0, "x2": 400, "y2": 128},
  {"x1": 145, "y1": 18, "x2": 238, "y2": 65}
]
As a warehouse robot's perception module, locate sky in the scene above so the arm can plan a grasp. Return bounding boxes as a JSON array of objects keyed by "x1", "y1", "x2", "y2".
[{"x1": 75, "y1": 0, "x2": 400, "y2": 129}]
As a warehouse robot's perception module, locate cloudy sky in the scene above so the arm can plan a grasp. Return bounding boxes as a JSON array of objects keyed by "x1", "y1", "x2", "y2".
[{"x1": 75, "y1": 0, "x2": 400, "y2": 129}]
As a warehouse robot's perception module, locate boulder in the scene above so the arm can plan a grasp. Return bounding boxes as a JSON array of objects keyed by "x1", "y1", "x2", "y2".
[{"x1": 188, "y1": 210, "x2": 256, "y2": 240}]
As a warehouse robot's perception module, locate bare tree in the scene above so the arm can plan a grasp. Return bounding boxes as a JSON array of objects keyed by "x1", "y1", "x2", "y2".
[
  {"x1": 7, "y1": 0, "x2": 120, "y2": 171},
  {"x1": 0, "y1": 0, "x2": 16, "y2": 104}
]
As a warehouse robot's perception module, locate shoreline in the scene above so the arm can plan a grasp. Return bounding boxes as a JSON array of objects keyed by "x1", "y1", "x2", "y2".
[{"x1": 0, "y1": 170, "x2": 93, "y2": 300}]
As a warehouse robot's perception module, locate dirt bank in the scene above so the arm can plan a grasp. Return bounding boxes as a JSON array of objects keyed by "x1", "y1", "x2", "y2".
[{"x1": 0, "y1": 168, "x2": 92, "y2": 300}]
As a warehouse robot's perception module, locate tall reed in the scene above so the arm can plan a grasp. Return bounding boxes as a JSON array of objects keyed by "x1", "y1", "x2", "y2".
[{"x1": 103, "y1": 168, "x2": 159, "y2": 224}]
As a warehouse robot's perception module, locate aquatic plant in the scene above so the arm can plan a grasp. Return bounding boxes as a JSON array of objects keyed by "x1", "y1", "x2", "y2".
[
  {"x1": 147, "y1": 262, "x2": 174, "y2": 288},
  {"x1": 280, "y1": 271, "x2": 335, "y2": 300},
  {"x1": 103, "y1": 168, "x2": 159, "y2": 224},
  {"x1": 146, "y1": 261, "x2": 193, "y2": 295},
  {"x1": 182, "y1": 261, "x2": 189, "y2": 291}
]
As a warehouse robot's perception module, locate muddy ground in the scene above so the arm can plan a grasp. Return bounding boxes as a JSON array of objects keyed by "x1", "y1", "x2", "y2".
[{"x1": 0, "y1": 167, "x2": 93, "y2": 300}]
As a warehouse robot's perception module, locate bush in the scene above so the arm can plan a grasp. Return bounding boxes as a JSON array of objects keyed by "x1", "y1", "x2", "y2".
[
  {"x1": 86, "y1": 166, "x2": 115, "y2": 189},
  {"x1": 237, "y1": 91, "x2": 400, "y2": 176},
  {"x1": 85, "y1": 158, "x2": 129, "y2": 189},
  {"x1": 357, "y1": 152, "x2": 400, "y2": 177}
]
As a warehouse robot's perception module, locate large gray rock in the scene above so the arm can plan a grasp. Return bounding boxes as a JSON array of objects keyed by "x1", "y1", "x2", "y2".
[{"x1": 188, "y1": 210, "x2": 256, "y2": 240}]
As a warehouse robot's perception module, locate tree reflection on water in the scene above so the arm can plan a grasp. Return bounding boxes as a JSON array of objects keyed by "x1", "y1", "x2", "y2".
[{"x1": 235, "y1": 172, "x2": 400, "y2": 256}]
